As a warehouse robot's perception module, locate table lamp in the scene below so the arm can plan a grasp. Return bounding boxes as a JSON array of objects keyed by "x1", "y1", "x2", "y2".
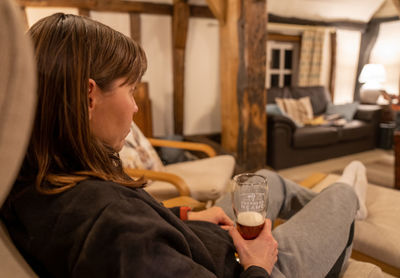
[{"x1": 358, "y1": 63, "x2": 386, "y2": 104}]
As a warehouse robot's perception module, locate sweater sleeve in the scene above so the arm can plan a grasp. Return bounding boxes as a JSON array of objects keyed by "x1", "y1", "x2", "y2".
[
  {"x1": 240, "y1": 266, "x2": 270, "y2": 278},
  {"x1": 70, "y1": 199, "x2": 218, "y2": 278},
  {"x1": 168, "y1": 206, "x2": 180, "y2": 217}
]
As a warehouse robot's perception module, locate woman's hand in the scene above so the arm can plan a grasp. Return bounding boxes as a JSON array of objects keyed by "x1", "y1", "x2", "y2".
[
  {"x1": 187, "y1": 207, "x2": 234, "y2": 230},
  {"x1": 229, "y1": 219, "x2": 278, "y2": 275}
]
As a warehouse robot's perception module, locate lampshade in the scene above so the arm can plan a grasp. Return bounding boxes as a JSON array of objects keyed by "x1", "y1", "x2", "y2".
[{"x1": 358, "y1": 64, "x2": 386, "y2": 83}]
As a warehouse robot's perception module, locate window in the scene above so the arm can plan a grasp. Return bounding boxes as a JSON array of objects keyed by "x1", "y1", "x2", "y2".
[{"x1": 266, "y1": 35, "x2": 300, "y2": 88}]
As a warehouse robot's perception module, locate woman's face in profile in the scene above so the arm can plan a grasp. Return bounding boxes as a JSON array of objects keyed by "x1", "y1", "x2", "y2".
[{"x1": 88, "y1": 78, "x2": 138, "y2": 152}]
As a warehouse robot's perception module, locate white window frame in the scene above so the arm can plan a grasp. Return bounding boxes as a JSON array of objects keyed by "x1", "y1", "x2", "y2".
[{"x1": 266, "y1": 41, "x2": 298, "y2": 88}]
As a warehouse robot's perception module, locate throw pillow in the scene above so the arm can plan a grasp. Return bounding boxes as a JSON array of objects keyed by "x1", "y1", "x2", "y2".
[
  {"x1": 119, "y1": 122, "x2": 164, "y2": 171},
  {"x1": 275, "y1": 97, "x2": 314, "y2": 127},
  {"x1": 326, "y1": 102, "x2": 359, "y2": 122},
  {"x1": 266, "y1": 104, "x2": 283, "y2": 115}
]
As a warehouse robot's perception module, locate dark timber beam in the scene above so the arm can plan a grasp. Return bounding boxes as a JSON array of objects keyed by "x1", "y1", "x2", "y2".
[
  {"x1": 205, "y1": 0, "x2": 225, "y2": 23},
  {"x1": 17, "y1": 0, "x2": 174, "y2": 15},
  {"x1": 129, "y1": 12, "x2": 141, "y2": 44},
  {"x1": 329, "y1": 32, "x2": 337, "y2": 100},
  {"x1": 219, "y1": 0, "x2": 267, "y2": 170},
  {"x1": 237, "y1": 0, "x2": 267, "y2": 170},
  {"x1": 17, "y1": 0, "x2": 214, "y2": 18},
  {"x1": 172, "y1": 0, "x2": 189, "y2": 135},
  {"x1": 78, "y1": 8, "x2": 90, "y2": 17},
  {"x1": 20, "y1": 6, "x2": 28, "y2": 29}
]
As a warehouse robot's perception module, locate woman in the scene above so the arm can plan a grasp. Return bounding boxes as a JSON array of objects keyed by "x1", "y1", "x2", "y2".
[{"x1": 1, "y1": 13, "x2": 361, "y2": 278}]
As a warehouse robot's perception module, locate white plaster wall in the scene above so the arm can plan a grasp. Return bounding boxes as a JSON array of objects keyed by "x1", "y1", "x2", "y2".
[
  {"x1": 184, "y1": 18, "x2": 220, "y2": 135},
  {"x1": 370, "y1": 20, "x2": 400, "y2": 95},
  {"x1": 334, "y1": 29, "x2": 361, "y2": 104},
  {"x1": 140, "y1": 15, "x2": 174, "y2": 137},
  {"x1": 25, "y1": 7, "x2": 78, "y2": 26},
  {"x1": 90, "y1": 11, "x2": 131, "y2": 37}
]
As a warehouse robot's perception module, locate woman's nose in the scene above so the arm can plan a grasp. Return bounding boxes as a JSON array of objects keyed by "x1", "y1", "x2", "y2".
[{"x1": 133, "y1": 102, "x2": 139, "y2": 114}]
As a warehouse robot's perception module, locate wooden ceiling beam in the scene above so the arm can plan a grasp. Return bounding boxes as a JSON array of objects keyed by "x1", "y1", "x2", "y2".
[
  {"x1": 16, "y1": 0, "x2": 173, "y2": 15},
  {"x1": 17, "y1": 0, "x2": 214, "y2": 18},
  {"x1": 205, "y1": 0, "x2": 226, "y2": 23}
]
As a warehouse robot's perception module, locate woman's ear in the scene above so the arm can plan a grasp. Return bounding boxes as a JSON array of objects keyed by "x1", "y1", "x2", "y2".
[{"x1": 88, "y1": 78, "x2": 96, "y2": 120}]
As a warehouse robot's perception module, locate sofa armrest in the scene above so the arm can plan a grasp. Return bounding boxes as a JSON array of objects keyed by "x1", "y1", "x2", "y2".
[
  {"x1": 354, "y1": 104, "x2": 382, "y2": 122},
  {"x1": 267, "y1": 114, "x2": 298, "y2": 131}
]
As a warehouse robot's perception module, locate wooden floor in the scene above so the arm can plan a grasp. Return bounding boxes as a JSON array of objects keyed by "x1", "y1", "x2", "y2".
[{"x1": 277, "y1": 149, "x2": 394, "y2": 189}]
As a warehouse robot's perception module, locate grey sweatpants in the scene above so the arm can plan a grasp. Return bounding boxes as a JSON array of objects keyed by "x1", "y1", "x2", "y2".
[{"x1": 215, "y1": 169, "x2": 358, "y2": 278}]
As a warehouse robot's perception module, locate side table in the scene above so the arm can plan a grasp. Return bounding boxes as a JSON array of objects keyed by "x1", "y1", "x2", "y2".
[{"x1": 394, "y1": 130, "x2": 400, "y2": 189}]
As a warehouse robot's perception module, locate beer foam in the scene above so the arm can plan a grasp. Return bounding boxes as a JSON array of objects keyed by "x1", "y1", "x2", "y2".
[{"x1": 237, "y1": 211, "x2": 264, "y2": 227}]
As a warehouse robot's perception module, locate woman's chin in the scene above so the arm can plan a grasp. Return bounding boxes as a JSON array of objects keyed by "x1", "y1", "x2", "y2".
[{"x1": 114, "y1": 139, "x2": 125, "y2": 153}]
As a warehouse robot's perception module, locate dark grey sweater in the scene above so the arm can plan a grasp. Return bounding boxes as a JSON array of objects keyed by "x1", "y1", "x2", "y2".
[{"x1": 2, "y1": 179, "x2": 269, "y2": 278}]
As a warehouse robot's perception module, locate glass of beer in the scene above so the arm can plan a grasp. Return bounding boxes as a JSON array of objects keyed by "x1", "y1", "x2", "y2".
[{"x1": 232, "y1": 173, "x2": 268, "y2": 240}]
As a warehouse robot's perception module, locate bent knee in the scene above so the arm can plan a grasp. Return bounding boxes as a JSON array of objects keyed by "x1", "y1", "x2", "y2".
[{"x1": 326, "y1": 183, "x2": 358, "y2": 202}]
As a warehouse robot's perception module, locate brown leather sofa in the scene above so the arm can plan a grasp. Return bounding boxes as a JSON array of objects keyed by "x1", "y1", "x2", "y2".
[{"x1": 267, "y1": 86, "x2": 381, "y2": 170}]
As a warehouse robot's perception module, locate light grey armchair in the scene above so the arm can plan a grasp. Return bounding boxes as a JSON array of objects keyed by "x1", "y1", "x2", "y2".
[{"x1": 0, "y1": 0, "x2": 37, "y2": 276}]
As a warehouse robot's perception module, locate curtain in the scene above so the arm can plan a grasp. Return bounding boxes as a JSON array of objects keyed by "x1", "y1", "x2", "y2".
[
  {"x1": 393, "y1": 0, "x2": 400, "y2": 15},
  {"x1": 298, "y1": 29, "x2": 326, "y2": 86}
]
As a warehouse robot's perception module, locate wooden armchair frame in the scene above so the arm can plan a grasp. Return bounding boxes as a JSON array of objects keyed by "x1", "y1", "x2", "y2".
[{"x1": 124, "y1": 139, "x2": 218, "y2": 210}]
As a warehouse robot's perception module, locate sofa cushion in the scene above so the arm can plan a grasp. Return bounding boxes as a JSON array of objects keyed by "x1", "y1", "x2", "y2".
[
  {"x1": 326, "y1": 102, "x2": 359, "y2": 121},
  {"x1": 275, "y1": 97, "x2": 313, "y2": 127},
  {"x1": 293, "y1": 126, "x2": 339, "y2": 148},
  {"x1": 339, "y1": 120, "x2": 372, "y2": 142},
  {"x1": 267, "y1": 87, "x2": 293, "y2": 104},
  {"x1": 290, "y1": 86, "x2": 331, "y2": 116}
]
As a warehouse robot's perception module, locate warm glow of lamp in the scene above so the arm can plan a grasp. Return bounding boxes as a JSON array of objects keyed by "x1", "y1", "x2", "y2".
[{"x1": 359, "y1": 64, "x2": 386, "y2": 104}]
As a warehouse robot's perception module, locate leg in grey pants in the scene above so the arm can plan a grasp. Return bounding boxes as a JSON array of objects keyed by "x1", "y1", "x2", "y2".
[{"x1": 215, "y1": 169, "x2": 358, "y2": 278}]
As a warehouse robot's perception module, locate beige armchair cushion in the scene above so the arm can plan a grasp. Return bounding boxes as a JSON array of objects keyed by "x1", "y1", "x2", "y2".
[
  {"x1": 0, "y1": 222, "x2": 38, "y2": 278},
  {"x1": 340, "y1": 259, "x2": 383, "y2": 278},
  {"x1": 145, "y1": 155, "x2": 235, "y2": 202},
  {"x1": 312, "y1": 174, "x2": 400, "y2": 270},
  {"x1": 119, "y1": 122, "x2": 163, "y2": 171}
]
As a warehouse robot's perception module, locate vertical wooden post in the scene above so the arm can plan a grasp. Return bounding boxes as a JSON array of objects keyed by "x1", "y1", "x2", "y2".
[
  {"x1": 329, "y1": 31, "x2": 337, "y2": 101},
  {"x1": 78, "y1": 8, "x2": 90, "y2": 17},
  {"x1": 129, "y1": 12, "x2": 141, "y2": 44},
  {"x1": 220, "y1": 0, "x2": 267, "y2": 170},
  {"x1": 220, "y1": 0, "x2": 239, "y2": 155},
  {"x1": 20, "y1": 6, "x2": 28, "y2": 29},
  {"x1": 395, "y1": 131, "x2": 400, "y2": 190},
  {"x1": 237, "y1": 0, "x2": 267, "y2": 169},
  {"x1": 172, "y1": 0, "x2": 189, "y2": 135}
]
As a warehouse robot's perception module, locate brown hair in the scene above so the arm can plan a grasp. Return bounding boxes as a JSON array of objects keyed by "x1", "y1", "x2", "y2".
[{"x1": 20, "y1": 13, "x2": 147, "y2": 194}]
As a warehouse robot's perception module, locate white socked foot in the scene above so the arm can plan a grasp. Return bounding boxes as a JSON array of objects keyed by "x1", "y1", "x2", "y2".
[{"x1": 337, "y1": 161, "x2": 368, "y2": 220}]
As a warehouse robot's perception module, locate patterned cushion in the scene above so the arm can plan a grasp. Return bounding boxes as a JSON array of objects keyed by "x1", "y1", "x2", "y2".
[
  {"x1": 275, "y1": 97, "x2": 314, "y2": 127},
  {"x1": 119, "y1": 122, "x2": 163, "y2": 171}
]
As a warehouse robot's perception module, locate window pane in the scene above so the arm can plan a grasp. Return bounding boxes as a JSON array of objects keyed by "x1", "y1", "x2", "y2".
[
  {"x1": 284, "y1": 74, "x2": 291, "y2": 86},
  {"x1": 284, "y1": 50, "x2": 292, "y2": 69},
  {"x1": 271, "y1": 49, "x2": 280, "y2": 69},
  {"x1": 271, "y1": 74, "x2": 279, "y2": 87}
]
